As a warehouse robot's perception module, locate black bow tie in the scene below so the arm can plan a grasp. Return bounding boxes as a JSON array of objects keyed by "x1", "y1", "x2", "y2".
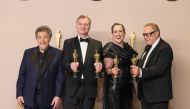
[{"x1": 80, "y1": 38, "x2": 89, "y2": 43}]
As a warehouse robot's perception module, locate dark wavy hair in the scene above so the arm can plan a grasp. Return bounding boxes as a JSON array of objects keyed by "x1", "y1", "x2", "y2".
[{"x1": 35, "y1": 25, "x2": 52, "y2": 39}]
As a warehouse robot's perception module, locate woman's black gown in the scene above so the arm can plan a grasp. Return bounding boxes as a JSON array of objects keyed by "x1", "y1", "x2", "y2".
[{"x1": 103, "y1": 42, "x2": 138, "y2": 109}]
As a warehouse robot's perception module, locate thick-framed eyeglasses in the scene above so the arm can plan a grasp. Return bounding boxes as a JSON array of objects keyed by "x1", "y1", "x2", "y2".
[{"x1": 143, "y1": 31, "x2": 156, "y2": 37}]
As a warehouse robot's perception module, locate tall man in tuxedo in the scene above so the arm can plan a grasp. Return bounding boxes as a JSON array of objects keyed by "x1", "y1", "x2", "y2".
[
  {"x1": 16, "y1": 25, "x2": 64, "y2": 109},
  {"x1": 131, "y1": 23, "x2": 173, "y2": 109},
  {"x1": 62, "y1": 15, "x2": 103, "y2": 109}
]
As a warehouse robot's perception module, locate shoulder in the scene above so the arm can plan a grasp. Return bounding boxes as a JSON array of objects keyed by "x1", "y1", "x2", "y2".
[
  {"x1": 162, "y1": 39, "x2": 171, "y2": 47},
  {"x1": 103, "y1": 42, "x2": 113, "y2": 49},
  {"x1": 90, "y1": 38, "x2": 102, "y2": 44},
  {"x1": 124, "y1": 42, "x2": 132, "y2": 49},
  {"x1": 160, "y1": 38, "x2": 173, "y2": 51},
  {"x1": 157, "y1": 38, "x2": 173, "y2": 60},
  {"x1": 64, "y1": 36, "x2": 77, "y2": 43},
  {"x1": 49, "y1": 46, "x2": 62, "y2": 53},
  {"x1": 124, "y1": 42, "x2": 138, "y2": 56},
  {"x1": 103, "y1": 42, "x2": 115, "y2": 58},
  {"x1": 48, "y1": 47, "x2": 62, "y2": 58},
  {"x1": 24, "y1": 47, "x2": 37, "y2": 53}
]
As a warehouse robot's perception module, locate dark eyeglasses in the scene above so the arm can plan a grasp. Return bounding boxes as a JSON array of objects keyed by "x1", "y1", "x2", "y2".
[{"x1": 143, "y1": 31, "x2": 156, "y2": 37}]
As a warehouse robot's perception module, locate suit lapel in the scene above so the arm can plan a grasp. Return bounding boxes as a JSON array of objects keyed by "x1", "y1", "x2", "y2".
[
  {"x1": 145, "y1": 39, "x2": 163, "y2": 66},
  {"x1": 138, "y1": 45, "x2": 150, "y2": 67},
  {"x1": 31, "y1": 47, "x2": 39, "y2": 76},
  {"x1": 41, "y1": 47, "x2": 54, "y2": 76},
  {"x1": 74, "y1": 37, "x2": 83, "y2": 65},
  {"x1": 138, "y1": 51, "x2": 146, "y2": 67}
]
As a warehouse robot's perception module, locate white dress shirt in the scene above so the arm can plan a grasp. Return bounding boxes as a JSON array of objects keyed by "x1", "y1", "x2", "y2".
[
  {"x1": 78, "y1": 36, "x2": 89, "y2": 79},
  {"x1": 143, "y1": 37, "x2": 160, "y2": 68},
  {"x1": 139, "y1": 37, "x2": 160, "y2": 77}
]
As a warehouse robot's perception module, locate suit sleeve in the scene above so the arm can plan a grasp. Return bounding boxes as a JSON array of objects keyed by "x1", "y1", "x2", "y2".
[
  {"x1": 16, "y1": 50, "x2": 27, "y2": 98},
  {"x1": 62, "y1": 40, "x2": 72, "y2": 72},
  {"x1": 141, "y1": 44, "x2": 173, "y2": 79},
  {"x1": 55, "y1": 51, "x2": 64, "y2": 97}
]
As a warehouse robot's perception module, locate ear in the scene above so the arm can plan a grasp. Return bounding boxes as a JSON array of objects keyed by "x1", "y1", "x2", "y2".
[
  {"x1": 155, "y1": 31, "x2": 159, "y2": 36},
  {"x1": 124, "y1": 32, "x2": 126, "y2": 36}
]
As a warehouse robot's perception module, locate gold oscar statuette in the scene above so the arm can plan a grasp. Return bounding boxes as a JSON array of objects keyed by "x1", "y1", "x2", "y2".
[
  {"x1": 73, "y1": 49, "x2": 78, "y2": 78},
  {"x1": 17, "y1": 104, "x2": 23, "y2": 109},
  {"x1": 131, "y1": 54, "x2": 138, "y2": 81},
  {"x1": 129, "y1": 32, "x2": 141, "y2": 109},
  {"x1": 131, "y1": 54, "x2": 138, "y2": 65},
  {"x1": 55, "y1": 30, "x2": 62, "y2": 49},
  {"x1": 94, "y1": 50, "x2": 100, "y2": 78},
  {"x1": 129, "y1": 31, "x2": 135, "y2": 48},
  {"x1": 113, "y1": 55, "x2": 119, "y2": 83},
  {"x1": 129, "y1": 31, "x2": 138, "y2": 83}
]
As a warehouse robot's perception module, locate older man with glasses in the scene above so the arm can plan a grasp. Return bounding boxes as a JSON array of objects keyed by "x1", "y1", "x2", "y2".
[{"x1": 131, "y1": 23, "x2": 173, "y2": 109}]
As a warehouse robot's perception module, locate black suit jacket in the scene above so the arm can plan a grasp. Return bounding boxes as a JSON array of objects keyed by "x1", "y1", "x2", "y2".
[
  {"x1": 62, "y1": 36, "x2": 103, "y2": 98},
  {"x1": 16, "y1": 46, "x2": 64, "y2": 108},
  {"x1": 138, "y1": 38, "x2": 173, "y2": 103}
]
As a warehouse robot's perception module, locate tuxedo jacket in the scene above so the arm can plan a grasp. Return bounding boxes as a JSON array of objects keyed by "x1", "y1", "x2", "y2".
[
  {"x1": 138, "y1": 38, "x2": 173, "y2": 103},
  {"x1": 62, "y1": 36, "x2": 103, "y2": 98},
  {"x1": 16, "y1": 46, "x2": 64, "y2": 108}
]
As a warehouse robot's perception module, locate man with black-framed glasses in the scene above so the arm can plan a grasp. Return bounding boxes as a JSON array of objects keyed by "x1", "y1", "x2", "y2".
[{"x1": 131, "y1": 23, "x2": 173, "y2": 109}]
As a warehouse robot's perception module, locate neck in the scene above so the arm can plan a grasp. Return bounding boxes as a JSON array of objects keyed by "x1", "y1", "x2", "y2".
[
  {"x1": 78, "y1": 34, "x2": 89, "y2": 38},
  {"x1": 113, "y1": 42, "x2": 124, "y2": 48},
  {"x1": 39, "y1": 46, "x2": 49, "y2": 53}
]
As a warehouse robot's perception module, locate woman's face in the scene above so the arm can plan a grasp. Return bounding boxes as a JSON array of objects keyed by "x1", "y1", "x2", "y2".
[{"x1": 112, "y1": 25, "x2": 125, "y2": 44}]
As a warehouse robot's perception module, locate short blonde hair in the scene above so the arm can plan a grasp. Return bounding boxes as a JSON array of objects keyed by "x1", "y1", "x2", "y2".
[
  {"x1": 76, "y1": 15, "x2": 91, "y2": 26},
  {"x1": 144, "y1": 23, "x2": 160, "y2": 36}
]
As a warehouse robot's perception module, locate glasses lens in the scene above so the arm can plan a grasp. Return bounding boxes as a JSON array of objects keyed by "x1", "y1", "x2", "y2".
[{"x1": 143, "y1": 31, "x2": 155, "y2": 37}]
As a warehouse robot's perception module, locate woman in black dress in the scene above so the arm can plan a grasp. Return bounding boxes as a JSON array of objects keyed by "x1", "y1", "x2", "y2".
[{"x1": 103, "y1": 23, "x2": 137, "y2": 109}]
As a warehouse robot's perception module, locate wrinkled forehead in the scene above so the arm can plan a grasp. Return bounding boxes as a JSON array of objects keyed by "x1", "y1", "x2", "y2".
[
  {"x1": 36, "y1": 31, "x2": 50, "y2": 37},
  {"x1": 77, "y1": 17, "x2": 90, "y2": 24},
  {"x1": 143, "y1": 26, "x2": 154, "y2": 32}
]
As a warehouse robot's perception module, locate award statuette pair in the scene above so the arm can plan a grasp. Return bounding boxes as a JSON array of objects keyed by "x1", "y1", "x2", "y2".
[
  {"x1": 72, "y1": 49, "x2": 101, "y2": 78},
  {"x1": 111, "y1": 32, "x2": 137, "y2": 84}
]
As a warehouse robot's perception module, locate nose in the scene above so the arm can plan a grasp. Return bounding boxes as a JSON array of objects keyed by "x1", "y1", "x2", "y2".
[
  {"x1": 115, "y1": 32, "x2": 120, "y2": 36},
  {"x1": 144, "y1": 36, "x2": 148, "y2": 40},
  {"x1": 40, "y1": 37, "x2": 46, "y2": 43},
  {"x1": 118, "y1": 33, "x2": 122, "y2": 37}
]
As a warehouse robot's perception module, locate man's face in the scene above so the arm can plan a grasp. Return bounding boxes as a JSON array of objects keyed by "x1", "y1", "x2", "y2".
[
  {"x1": 112, "y1": 25, "x2": 125, "y2": 44},
  {"x1": 36, "y1": 31, "x2": 50, "y2": 52},
  {"x1": 143, "y1": 26, "x2": 159, "y2": 45},
  {"x1": 76, "y1": 18, "x2": 90, "y2": 38}
]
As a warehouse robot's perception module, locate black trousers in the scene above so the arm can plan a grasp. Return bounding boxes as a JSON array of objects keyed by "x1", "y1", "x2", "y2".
[
  {"x1": 63, "y1": 80, "x2": 96, "y2": 109},
  {"x1": 141, "y1": 101, "x2": 169, "y2": 109}
]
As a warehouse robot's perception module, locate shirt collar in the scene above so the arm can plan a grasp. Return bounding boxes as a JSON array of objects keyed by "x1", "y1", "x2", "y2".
[
  {"x1": 78, "y1": 35, "x2": 90, "y2": 43},
  {"x1": 38, "y1": 46, "x2": 50, "y2": 55},
  {"x1": 152, "y1": 37, "x2": 160, "y2": 48},
  {"x1": 78, "y1": 35, "x2": 89, "y2": 40}
]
